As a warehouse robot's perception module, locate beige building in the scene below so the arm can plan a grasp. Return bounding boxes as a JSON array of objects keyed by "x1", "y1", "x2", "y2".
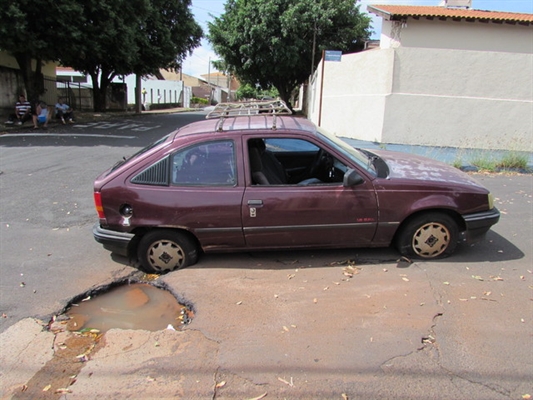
[{"x1": 307, "y1": 5, "x2": 533, "y2": 151}]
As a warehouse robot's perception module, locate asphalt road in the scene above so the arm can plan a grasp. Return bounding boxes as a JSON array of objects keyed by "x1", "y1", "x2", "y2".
[{"x1": 0, "y1": 112, "x2": 531, "y2": 398}]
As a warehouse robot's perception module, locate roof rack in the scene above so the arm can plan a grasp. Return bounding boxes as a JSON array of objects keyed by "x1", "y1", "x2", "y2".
[{"x1": 206, "y1": 100, "x2": 292, "y2": 131}]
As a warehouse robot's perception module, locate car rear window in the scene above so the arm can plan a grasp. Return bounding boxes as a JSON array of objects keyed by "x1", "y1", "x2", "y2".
[{"x1": 110, "y1": 134, "x2": 171, "y2": 173}]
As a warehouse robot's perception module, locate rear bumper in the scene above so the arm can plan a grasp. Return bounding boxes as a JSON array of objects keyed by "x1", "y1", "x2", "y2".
[
  {"x1": 462, "y1": 208, "x2": 500, "y2": 244},
  {"x1": 93, "y1": 223, "x2": 134, "y2": 257}
]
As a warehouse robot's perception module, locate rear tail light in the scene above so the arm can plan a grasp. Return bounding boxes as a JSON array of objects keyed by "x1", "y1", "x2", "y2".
[{"x1": 94, "y1": 192, "x2": 105, "y2": 219}]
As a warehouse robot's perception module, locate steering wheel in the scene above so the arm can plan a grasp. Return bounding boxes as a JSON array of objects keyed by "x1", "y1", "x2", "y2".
[{"x1": 308, "y1": 148, "x2": 326, "y2": 178}]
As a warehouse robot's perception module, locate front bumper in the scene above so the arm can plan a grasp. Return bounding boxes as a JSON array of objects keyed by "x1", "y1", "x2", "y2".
[
  {"x1": 93, "y1": 223, "x2": 135, "y2": 257},
  {"x1": 462, "y1": 208, "x2": 500, "y2": 244}
]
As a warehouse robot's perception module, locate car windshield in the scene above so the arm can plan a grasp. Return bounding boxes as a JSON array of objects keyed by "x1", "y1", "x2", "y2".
[
  {"x1": 316, "y1": 128, "x2": 377, "y2": 176},
  {"x1": 110, "y1": 134, "x2": 171, "y2": 172}
]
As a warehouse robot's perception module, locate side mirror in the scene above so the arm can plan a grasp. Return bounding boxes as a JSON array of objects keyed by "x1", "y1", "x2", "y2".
[{"x1": 343, "y1": 169, "x2": 364, "y2": 187}]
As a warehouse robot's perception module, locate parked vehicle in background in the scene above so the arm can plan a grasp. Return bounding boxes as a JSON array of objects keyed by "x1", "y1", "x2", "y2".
[{"x1": 93, "y1": 101, "x2": 500, "y2": 273}]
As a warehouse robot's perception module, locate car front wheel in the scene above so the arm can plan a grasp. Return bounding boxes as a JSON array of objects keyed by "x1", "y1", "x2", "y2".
[
  {"x1": 137, "y1": 230, "x2": 198, "y2": 273},
  {"x1": 396, "y1": 213, "x2": 459, "y2": 259}
]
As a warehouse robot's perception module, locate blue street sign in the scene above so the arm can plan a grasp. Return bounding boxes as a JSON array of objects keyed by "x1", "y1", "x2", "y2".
[{"x1": 324, "y1": 50, "x2": 342, "y2": 62}]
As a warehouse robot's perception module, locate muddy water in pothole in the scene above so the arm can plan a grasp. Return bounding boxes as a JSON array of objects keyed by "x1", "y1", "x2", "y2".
[{"x1": 66, "y1": 283, "x2": 189, "y2": 332}]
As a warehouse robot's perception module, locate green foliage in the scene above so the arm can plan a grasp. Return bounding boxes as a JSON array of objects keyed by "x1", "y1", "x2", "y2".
[
  {"x1": 208, "y1": 0, "x2": 372, "y2": 106},
  {"x1": 235, "y1": 84, "x2": 258, "y2": 100},
  {"x1": 0, "y1": 0, "x2": 84, "y2": 99},
  {"x1": 191, "y1": 97, "x2": 209, "y2": 105},
  {"x1": 495, "y1": 152, "x2": 528, "y2": 170},
  {"x1": 62, "y1": 0, "x2": 202, "y2": 111},
  {"x1": 235, "y1": 84, "x2": 279, "y2": 100}
]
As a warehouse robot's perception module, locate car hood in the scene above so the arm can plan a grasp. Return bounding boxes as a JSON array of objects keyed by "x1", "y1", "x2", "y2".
[{"x1": 370, "y1": 149, "x2": 486, "y2": 189}]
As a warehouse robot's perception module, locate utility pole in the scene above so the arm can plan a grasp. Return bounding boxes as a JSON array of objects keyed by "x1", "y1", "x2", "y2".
[{"x1": 311, "y1": 19, "x2": 317, "y2": 76}]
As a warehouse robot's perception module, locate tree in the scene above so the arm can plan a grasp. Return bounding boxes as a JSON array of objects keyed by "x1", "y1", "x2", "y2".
[
  {"x1": 1, "y1": 0, "x2": 202, "y2": 111},
  {"x1": 61, "y1": 0, "x2": 202, "y2": 111},
  {"x1": 208, "y1": 0, "x2": 372, "y2": 108},
  {"x1": 0, "y1": 0, "x2": 83, "y2": 101}
]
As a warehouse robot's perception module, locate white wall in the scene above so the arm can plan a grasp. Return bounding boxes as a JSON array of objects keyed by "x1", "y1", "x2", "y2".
[
  {"x1": 308, "y1": 50, "x2": 395, "y2": 142},
  {"x1": 308, "y1": 21, "x2": 533, "y2": 151},
  {"x1": 381, "y1": 19, "x2": 533, "y2": 54},
  {"x1": 123, "y1": 75, "x2": 183, "y2": 106},
  {"x1": 383, "y1": 47, "x2": 532, "y2": 150}
]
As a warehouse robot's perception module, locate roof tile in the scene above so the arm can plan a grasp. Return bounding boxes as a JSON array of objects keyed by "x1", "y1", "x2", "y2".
[{"x1": 368, "y1": 5, "x2": 533, "y2": 23}]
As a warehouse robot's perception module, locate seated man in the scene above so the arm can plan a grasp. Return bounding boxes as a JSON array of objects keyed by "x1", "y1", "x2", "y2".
[
  {"x1": 33, "y1": 101, "x2": 50, "y2": 129},
  {"x1": 55, "y1": 98, "x2": 75, "y2": 124},
  {"x1": 5, "y1": 94, "x2": 32, "y2": 125}
]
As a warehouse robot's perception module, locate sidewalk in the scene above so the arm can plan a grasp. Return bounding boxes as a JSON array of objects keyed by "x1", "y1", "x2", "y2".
[{"x1": 343, "y1": 138, "x2": 533, "y2": 173}]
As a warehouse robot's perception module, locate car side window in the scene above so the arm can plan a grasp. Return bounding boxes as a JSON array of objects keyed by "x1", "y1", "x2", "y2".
[
  {"x1": 249, "y1": 137, "x2": 347, "y2": 185},
  {"x1": 172, "y1": 140, "x2": 236, "y2": 186}
]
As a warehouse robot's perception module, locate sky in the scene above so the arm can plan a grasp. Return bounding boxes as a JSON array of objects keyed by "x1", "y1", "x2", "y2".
[{"x1": 181, "y1": 0, "x2": 533, "y2": 78}]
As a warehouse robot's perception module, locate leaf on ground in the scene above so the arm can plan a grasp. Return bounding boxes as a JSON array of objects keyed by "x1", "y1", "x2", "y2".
[
  {"x1": 343, "y1": 266, "x2": 361, "y2": 277},
  {"x1": 278, "y1": 377, "x2": 294, "y2": 387},
  {"x1": 215, "y1": 381, "x2": 226, "y2": 388},
  {"x1": 472, "y1": 275, "x2": 484, "y2": 281},
  {"x1": 42, "y1": 384, "x2": 52, "y2": 392},
  {"x1": 247, "y1": 393, "x2": 268, "y2": 400}
]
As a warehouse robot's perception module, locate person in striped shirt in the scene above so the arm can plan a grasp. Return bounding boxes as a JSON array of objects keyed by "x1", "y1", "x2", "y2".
[{"x1": 5, "y1": 94, "x2": 32, "y2": 125}]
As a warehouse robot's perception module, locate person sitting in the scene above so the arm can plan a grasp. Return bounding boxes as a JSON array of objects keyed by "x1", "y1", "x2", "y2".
[
  {"x1": 55, "y1": 98, "x2": 74, "y2": 124},
  {"x1": 5, "y1": 94, "x2": 32, "y2": 125},
  {"x1": 33, "y1": 101, "x2": 50, "y2": 129}
]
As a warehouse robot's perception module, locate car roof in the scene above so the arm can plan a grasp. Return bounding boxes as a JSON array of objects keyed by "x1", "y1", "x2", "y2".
[
  {"x1": 172, "y1": 101, "x2": 318, "y2": 139},
  {"x1": 173, "y1": 114, "x2": 318, "y2": 138}
]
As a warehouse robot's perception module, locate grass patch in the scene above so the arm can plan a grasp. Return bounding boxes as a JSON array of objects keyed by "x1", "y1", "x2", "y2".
[
  {"x1": 469, "y1": 150, "x2": 529, "y2": 172},
  {"x1": 495, "y1": 152, "x2": 528, "y2": 170}
]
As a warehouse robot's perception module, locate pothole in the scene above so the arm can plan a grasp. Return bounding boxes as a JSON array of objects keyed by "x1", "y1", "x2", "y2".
[
  {"x1": 62, "y1": 281, "x2": 194, "y2": 333},
  {"x1": 9, "y1": 280, "x2": 195, "y2": 398}
]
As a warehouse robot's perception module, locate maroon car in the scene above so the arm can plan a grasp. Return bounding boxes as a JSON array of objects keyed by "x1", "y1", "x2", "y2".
[{"x1": 93, "y1": 101, "x2": 499, "y2": 273}]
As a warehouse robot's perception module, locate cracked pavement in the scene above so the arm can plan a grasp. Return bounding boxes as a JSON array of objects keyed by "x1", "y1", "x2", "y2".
[{"x1": 1, "y1": 125, "x2": 531, "y2": 399}]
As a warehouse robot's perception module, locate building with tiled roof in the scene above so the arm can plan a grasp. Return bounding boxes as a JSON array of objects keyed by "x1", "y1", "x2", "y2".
[{"x1": 306, "y1": 3, "x2": 532, "y2": 151}]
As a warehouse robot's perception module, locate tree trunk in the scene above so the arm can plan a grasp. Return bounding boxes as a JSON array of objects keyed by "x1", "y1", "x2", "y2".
[
  {"x1": 89, "y1": 71, "x2": 108, "y2": 112},
  {"x1": 13, "y1": 53, "x2": 44, "y2": 102},
  {"x1": 135, "y1": 74, "x2": 142, "y2": 114}
]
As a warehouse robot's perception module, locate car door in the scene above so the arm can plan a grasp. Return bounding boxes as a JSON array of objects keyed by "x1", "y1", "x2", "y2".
[{"x1": 241, "y1": 137, "x2": 378, "y2": 249}]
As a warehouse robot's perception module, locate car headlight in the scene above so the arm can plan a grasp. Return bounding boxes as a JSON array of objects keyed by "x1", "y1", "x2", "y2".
[{"x1": 488, "y1": 193, "x2": 494, "y2": 209}]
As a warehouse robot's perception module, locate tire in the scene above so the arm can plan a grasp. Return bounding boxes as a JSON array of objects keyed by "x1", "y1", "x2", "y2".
[
  {"x1": 396, "y1": 212, "x2": 459, "y2": 259},
  {"x1": 137, "y1": 230, "x2": 198, "y2": 273}
]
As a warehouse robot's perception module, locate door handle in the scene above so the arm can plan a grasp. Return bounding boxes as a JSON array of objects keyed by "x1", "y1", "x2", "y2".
[
  {"x1": 247, "y1": 200, "x2": 263, "y2": 206},
  {"x1": 247, "y1": 199, "x2": 263, "y2": 218}
]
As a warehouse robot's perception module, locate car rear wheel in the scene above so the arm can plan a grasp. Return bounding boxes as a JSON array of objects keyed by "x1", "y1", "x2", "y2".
[
  {"x1": 137, "y1": 230, "x2": 198, "y2": 273},
  {"x1": 396, "y1": 213, "x2": 459, "y2": 259}
]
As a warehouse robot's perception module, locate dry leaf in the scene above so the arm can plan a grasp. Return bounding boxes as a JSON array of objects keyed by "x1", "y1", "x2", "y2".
[
  {"x1": 283, "y1": 326, "x2": 289, "y2": 332},
  {"x1": 343, "y1": 266, "x2": 361, "y2": 277},
  {"x1": 236, "y1": 301, "x2": 242, "y2": 305},
  {"x1": 402, "y1": 277, "x2": 409, "y2": 282},
  {"x1": 472, "y1": 275, "x2": 484, "y2": 281},
  {"x1": 42, "y1": 385, "x2": 52, "y2": 392},
  {"x1": 55, "y1": 388, "x2": 72, "y2": 394},
  {"x1": 215, "y1": 381, "x2": 226, "y2": 388},
  {"x1": 247, "y1": 393, "x2": 268, "y2": 400},
  {"x1": 278, "y1": 377, "x2": 294, "y2": 387},
  {"x1": 342, "y1": 394, "x2": 349, "y2": 400}
]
